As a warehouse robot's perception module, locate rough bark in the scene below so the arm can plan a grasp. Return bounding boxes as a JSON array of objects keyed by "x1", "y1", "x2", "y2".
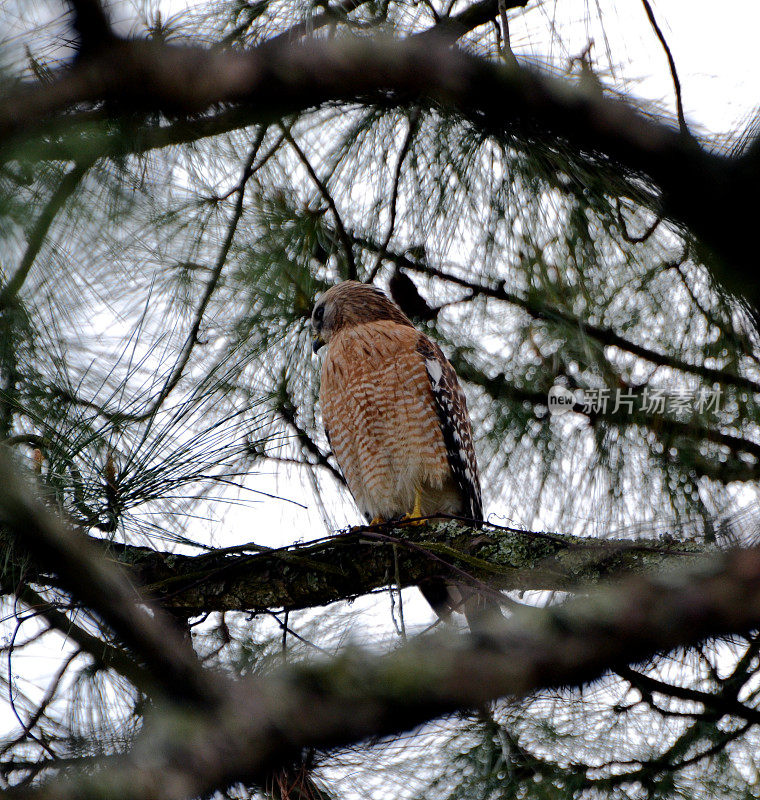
[
  {"x1": 9, "y1": 543, "x2": 760, "y2": 800},
  {"x1": 3, "y1": 516, "x2": 718, "y2": 616},
  {"x1": 2, "y1": 437, "x2": 758, "y2": 800}
]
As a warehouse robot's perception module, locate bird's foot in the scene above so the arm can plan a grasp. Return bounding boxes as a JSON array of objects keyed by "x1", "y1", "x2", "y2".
[
  {"x1": 400, "y1": 514, "x2": 426, "y2": 527},
  {"x1": 400, "y1": 490, "x2": 425, "y2": 526}
]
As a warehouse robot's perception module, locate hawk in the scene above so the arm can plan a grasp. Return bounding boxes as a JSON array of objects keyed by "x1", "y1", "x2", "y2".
[{"x1": 311, "y1": 280, "x2": 498, "y2": 626}]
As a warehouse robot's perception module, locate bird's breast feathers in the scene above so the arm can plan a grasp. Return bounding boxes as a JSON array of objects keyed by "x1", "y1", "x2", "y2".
[{"x1": 319, "y1": 321, "x2": 459, "y2": 520}]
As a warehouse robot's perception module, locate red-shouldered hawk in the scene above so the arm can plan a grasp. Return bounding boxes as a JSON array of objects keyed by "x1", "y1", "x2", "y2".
[{"x1": 311, "y1": 281, "x2": 498, "y2": 627}]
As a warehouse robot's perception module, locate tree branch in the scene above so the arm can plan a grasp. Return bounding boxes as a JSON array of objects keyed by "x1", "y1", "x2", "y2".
[
  {"x1": 7, "y1": 582, "x2": 156, "y2": 694},
  {"x1": 280, "y1": 126, "x2": 357, "y2": 281},
  {"x1": 0, "y1": 159, "x2": 94, "y2": 309},
  {"x1": 262, "y1": 0, "x2": 374, "y2": 48},
  {"x1": 639, "y1": 0, "x2": 688, "y2": 137},
  {"x1": 67, "y1": 0, "x2": 116, "y2": 56},
  {"x1": 2, "y1": 34, "x2": 756, "y2": 301},
  {"x1": 11, "y1": 544, "x2": 760, "y2": 800},
  {"x1": 4, "y1": 518, "x2": 719, "y2": 617},
  {"x1": 617, "y1": 664, "x2": 760, "y2": 724},
  {"x1": 451, "y1": 355, "x2": 760, "y2": 476},
  {"x1": 416, "y1": 0, "x2": 530, "y2": 43},
  {"x1": 367, "y1": 107, "x2": 420, "y2": 282},
  {"x1": 354, "y1": 240, "x2": 760, "y2": 394},
  {"x1": 0, "y1": 448, "x2": 220, "y2": 706}
]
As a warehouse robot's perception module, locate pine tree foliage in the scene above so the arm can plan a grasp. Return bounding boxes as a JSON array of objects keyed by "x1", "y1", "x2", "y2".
[{"x1": 1, "y1": 0, "x2": 760, "y2": 798}]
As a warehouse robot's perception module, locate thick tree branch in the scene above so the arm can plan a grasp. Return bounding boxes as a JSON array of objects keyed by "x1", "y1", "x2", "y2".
[
  {"x1": 67, "y1": 0, "x2": 116, "y2": 56},
  {"x1": 0, "y1": 448, "x2": 220, "y2": 706},
  {"x1": 4, "y1": 518, "x2": 718, "y2": 617},
  {"x1": 1, "y1": 35, "x2": 757, "y2": 303},
  {"x1": 10, "y1": 544, "x2": 760, "y2": 800}
]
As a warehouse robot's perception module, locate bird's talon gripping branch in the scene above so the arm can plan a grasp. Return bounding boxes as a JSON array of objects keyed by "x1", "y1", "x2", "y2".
[{"x1": 400, "y1": 489, "x2": 425, "y2": 526}]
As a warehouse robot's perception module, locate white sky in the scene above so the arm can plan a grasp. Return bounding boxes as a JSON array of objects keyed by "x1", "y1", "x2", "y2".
[
  {"x1": 513, "y1": 0, "x2": 760, "y2": 142},
  {"x1": 231, "y1": 0, "x2": 760, "y2": 545},
  {"x1": 2, "y1": 0, "x2": 760, "y2": 754}
]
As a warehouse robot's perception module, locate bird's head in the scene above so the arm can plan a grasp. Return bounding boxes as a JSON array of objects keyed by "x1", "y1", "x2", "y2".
[{"x1": 310, "y1": 280, "x2": 413, "y2": 353}]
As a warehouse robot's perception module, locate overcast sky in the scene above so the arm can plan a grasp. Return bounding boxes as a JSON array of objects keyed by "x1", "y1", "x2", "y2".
[{"x1": 1, "y1": 0, "x2": 758, "y2": 749}]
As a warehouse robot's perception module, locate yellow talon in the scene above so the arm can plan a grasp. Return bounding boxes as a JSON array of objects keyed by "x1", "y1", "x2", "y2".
[{"x1": 401, "y1": 489, "x2": 425, "y2": 526}]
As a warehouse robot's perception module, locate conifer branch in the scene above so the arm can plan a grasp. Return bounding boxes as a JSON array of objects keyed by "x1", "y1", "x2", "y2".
[
  {"x1": 0, "y1": 448, "x2": 220, "y2": 706},
  {"x1": 280, "y1": 126, "x2": 357, "y2": 281},
  {"x1": 0, "y1": 159, "x2": 94, "y2": 309},
  {"x1": 3, "y1": 518, "x2": 719, "y2": 617},
  {"x1": 9, "y1": 543, "x2": 760, "y2": 800},
  {"x1": 2, "y1": 33, "x2": 757, "y2": 300},
  {"x1": 111, "y1": 131, "x2": 268, "y2": 423},
  {"x1": 356, "y1": 241, "x2": 760, "y2": 394}
]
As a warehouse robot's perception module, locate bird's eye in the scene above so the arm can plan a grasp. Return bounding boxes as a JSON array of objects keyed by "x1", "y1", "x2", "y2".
[{"x1": 313, "y1": 305, "x2": 325, "y2": 323}]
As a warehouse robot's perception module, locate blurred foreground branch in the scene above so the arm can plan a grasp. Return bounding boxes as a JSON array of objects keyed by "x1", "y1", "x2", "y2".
[
  {"x1": 4, "y1": 439, "x2": 760, "y2": 800},
  {"x1": 0, "y1": 448, "x2": 221, "y2": 706},
  {"x1": 1, "y1": 33, "x2": 759, "y2": 306}
]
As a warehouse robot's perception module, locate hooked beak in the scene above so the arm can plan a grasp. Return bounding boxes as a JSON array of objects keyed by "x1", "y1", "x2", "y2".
[{"x1": 312, "y1": 333, "x2": 325, "y2": 354}]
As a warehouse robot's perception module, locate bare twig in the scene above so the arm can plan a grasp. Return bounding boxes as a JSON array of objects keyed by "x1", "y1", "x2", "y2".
[
  {"x1": 6, "y1": 603, "x2": 58, "y2": 760},
  {"x1": 272, "y1": 395, "x2": 346, "y2": 485},
  {"x1": 640, "y1": 0, "x2": 689, "y2": 137},
  {"x1": 117, "y1": 129, "x2": 267, "y2": 423},
  {"x1": 498, "y1": 0, "x2": 519, "y2": 67},
  {"x1": 8, "y1": 583, "x2": 156, "y2": 693},
  {"x1": 263, "y1": 0, "x2": 374, "y2": 48},
  {"x1": 2, "y1": 648, "x2": 78, "y2": 759},
  {"x1": 416, "y1": 0, "x2": 530, "y2": 43},
  {"x1": 615, "y1": 198, "x2": 663, "y2": 243},
  {"x1": 367, "y1": 107, "x2": 420, "y2": 282}
]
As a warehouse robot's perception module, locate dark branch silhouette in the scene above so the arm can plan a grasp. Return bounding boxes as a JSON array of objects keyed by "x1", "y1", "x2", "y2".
[{"x1": 2, "y1": 34, "x2": 759, "y2": 308}]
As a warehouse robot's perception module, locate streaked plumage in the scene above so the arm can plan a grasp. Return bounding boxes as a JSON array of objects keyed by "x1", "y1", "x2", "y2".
[
  {"x1": 311, "y1": 281, "x2": 492, "y2": 624},
  {"x1": 311, "y1": 281, "x2": 481, "y2": 525}
]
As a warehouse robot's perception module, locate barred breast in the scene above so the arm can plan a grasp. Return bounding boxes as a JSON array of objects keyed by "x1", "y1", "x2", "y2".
[{"x1": 320, "y1": 320, "x2": 461, "y2": 521}]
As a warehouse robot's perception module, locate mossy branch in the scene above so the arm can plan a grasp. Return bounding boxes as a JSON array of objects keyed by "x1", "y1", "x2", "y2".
[
  {"x1": 3, "y1": 519, "x2": 717, "y2": 617},
  {"x1": 11, "y1": 543, "x2": 760, "y2": 800}
]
